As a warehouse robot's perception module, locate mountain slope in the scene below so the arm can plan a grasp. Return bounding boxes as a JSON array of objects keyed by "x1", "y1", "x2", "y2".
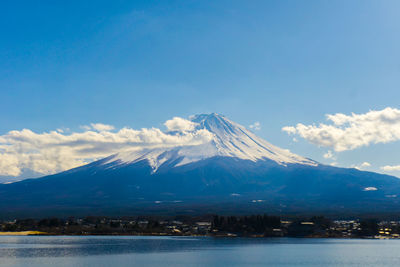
[
  {"x1": 102, "y1": 113, "x2": 317, "y2": 173},
  {"x1": 0, "y1": 113, "x2": 400, "y2": 218}
]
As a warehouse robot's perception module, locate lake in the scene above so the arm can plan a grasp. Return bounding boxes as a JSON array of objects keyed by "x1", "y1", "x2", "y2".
[{"x1": 0, "y1": 236, "x2": 399, "y2": 266}]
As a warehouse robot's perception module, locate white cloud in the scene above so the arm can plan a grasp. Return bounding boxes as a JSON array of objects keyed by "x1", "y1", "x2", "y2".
[
  {"x1": 282, "y1": 107, "x2": 400, "y2": 152},
  {"x1": 282, "y1": 126, "x2": 296, "y2": 135},
  {"x1": 323, "y1": 150, "x2": 335, "y2": 159},
  {"x1": 361, "y1": 162, "x2": 371, "y2": 167},
  {"x1": 80, "y1": 123, "x2": 115, "y2": 132},
  {"x1": 381, "y1": 165, "x2": 400, "y2": 172},
  {"x1": 351, "y1": 162, "x2": 371, "y2": 170},
  {"x1": 164, "y1": 117, "x2": 198, "y2": 132},
  {"x1": 90, "y1": 123, "x2": 115, "y2": 132},
  {"x1": 0, "y1": 117, "x2": 213, "y2": 177},
  {"x1": 0, "y1": 154, "x2": 20, "y2": 176},
  {"x1": 80, "y1": 125, "x2": 91, "y2": 131},
  {"x1": 249, "y1": 122, "x2": 261, "y2": 131}
]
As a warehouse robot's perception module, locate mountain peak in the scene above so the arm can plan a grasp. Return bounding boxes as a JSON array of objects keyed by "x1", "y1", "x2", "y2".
[
  {"x1": 105, "y1": 113, "x2": 317, "y2": 172},
  {"x1": 191, "y1": 113, "x2": 236, "y2": 135},
  {"x1": 190, "y1": 113, "x2": 225, "y2": 124}
]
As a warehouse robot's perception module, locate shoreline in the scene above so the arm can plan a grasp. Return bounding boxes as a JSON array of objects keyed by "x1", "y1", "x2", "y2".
[
  {"x1": 0, "y1": 231, "x2": 47, "y2": 236},
  {"x1": 0, "y1": 231, "x2": 396, "y2": 239},
  {"x1": 2, "y1": 215, "x2": 398, "y2": 239}
]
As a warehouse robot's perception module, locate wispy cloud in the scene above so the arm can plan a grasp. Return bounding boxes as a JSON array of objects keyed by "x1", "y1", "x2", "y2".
[
  {"x1": 282, "y1": 107, "x2": 400, "y2": 151},
  {"x1": 351, "y1": 162, "x2": 371, "y2": 170},
  {"x1": 249, "y1": 122, "x2": 261, "y2": 131},
  {"x1": 381, "y1": 165, "x2": 400, "y2": 172},
  {"x1": 80, "y1": 123, "x2": 115, "y2": 132},
  {"x1": 323, "y1": 150, "x2": 335, "y2": 160},
  {"x1": 0, "y1": 117, "x2": 213, "y2": 177},
  {"x1": 90, "y1": 123, "x2": 115, "y2": 132}
]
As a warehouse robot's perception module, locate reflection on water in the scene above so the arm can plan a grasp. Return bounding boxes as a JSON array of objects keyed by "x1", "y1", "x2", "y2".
[
  {"x1": 0, "y1": 236, "x2": 399, "y2": 266},
  {"x1": 0, "y1": 236, "x2": 220, "y2": 258}
]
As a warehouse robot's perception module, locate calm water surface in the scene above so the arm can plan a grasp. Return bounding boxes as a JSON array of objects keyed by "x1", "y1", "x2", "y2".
[{"x1": 0, "y1": 236, "x2": 399, "y2": 266}]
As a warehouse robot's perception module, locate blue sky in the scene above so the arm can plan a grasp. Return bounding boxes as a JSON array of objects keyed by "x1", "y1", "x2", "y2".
[{"x1": 1, "y1": 0, "x2": 400, "y2": 178}]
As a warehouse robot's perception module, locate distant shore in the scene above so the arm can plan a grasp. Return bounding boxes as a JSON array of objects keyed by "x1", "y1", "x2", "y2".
[
  {"x1": 0, "y1": 232, "x2": 397, "y2": 239},
  {"x1": 1, "y1": 215, "x2": 399, "y2": 239},
  {"x1": 0, "y1": 231, "x2": 47, "y2": 236},
  {"x1": 0, "y1": 231, "x2": 398, "y2": 239}
]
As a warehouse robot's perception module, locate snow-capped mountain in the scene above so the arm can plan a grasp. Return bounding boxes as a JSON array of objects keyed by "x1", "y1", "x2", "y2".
[
  {"x1": 104, "y1": 113, "x2": 317, "y2": 172},
  {"x1": 1, "y1": 113, "x2": 400, "y2": 218}
]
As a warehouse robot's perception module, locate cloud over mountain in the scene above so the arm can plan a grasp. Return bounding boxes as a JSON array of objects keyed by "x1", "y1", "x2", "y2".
[
  {"x1": 0, "y1": 117, "x2": 213, "y2": 177},
  {"x1": 164, "y1": 117, "x2": 198, "y2": 132}
]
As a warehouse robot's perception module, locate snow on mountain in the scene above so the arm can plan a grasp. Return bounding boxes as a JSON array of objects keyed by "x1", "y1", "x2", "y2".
[
  {"x1": 4, "y1": 113, "x2": 400, "y2": 217},
  {"x1": 103, "y1": 113, "x2": 317, "y2": 172}
]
